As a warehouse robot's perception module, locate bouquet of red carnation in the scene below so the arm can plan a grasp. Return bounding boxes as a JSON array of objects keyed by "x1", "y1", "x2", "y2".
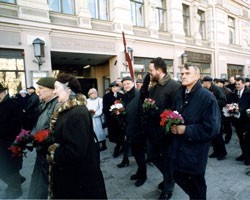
[
  {"x1": 33, "y1": 129, "x2": 54, "y2": 147},
  {"x1": 8, "y1": 129, "x2": 33, "y2": 157},
  {"x1": 160, "y1": 110, "x2": 184, "y2": 133},
  {"x1": 109, "y1": 100, "x2": 126, "y2": 116},
  {"x1": 89, "y1": 109, "x2": 96, "y2": 116},
  {"x1": 142, "y1": 98, "x2": 158, "y2": 112}
]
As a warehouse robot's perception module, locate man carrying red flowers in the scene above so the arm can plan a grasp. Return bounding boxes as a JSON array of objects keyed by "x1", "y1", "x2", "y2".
[
  {"x1": 0, "y1": 83, "x2": 25, "y2": 199},
  {"x1": 170, "y1": 65, "x2": 221, "y2": 199},
  {"x1": 28, "y1": 77, "x2": 60, "y2": 199}
]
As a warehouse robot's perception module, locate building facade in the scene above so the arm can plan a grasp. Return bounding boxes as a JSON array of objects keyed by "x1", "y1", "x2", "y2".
[{"x1": 0, "y1": 0, "x2": 250, "y2": 96}]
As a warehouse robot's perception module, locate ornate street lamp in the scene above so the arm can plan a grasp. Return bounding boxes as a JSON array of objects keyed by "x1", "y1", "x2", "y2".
[{"x1": 32, "y1": 38, "x2": 45, "y2": 70}]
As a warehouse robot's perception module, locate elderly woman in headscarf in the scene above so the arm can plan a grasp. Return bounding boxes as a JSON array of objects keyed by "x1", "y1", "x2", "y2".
[
  {"x1": 86, "y1": 88, "x2": 107, "y2": 151},
  {"x1": 47, "y1": 74, "x2": 107, "y2": 199}
]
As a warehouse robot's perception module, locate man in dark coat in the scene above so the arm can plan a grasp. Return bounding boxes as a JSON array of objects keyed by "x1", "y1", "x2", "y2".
[
  {"x1": 103, "y1": 81, "x2": 124, "y2": 157},
  {"x1": 233, "y1": 77, "x2": 250, "y2": 165},
  {"x1": 121, "y1": 76, "x2": 147, "y2": 187},
  {"x1": 23, "y1": 86, "x2": 40, "y2": 130},
  {"x1": 142, "y1": 57, "x2": 180, "y2": 199},
  {"x1": 202, "y1": 76, "x2": 227, "y2": 160},
  {"x1": 28, "y1": 77, "x2": 60, "y2": 199},
  {"x1": 0, "y1": 83, "x2": 25, "y2": 199},
  {"x1": 170, "y1": 65, "x2": 221, "y2": 199}
]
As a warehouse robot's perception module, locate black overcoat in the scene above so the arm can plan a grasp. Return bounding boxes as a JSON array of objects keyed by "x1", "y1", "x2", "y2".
[
  {"x1": 103, "y1": 91, "x2": 124, "y2": 143},
  {"x1": 52, "y1": 105, "x2": 107, "y2": 199},
  {"x1": 0, "y1": 94, "x2": 24, "y2": 177}
]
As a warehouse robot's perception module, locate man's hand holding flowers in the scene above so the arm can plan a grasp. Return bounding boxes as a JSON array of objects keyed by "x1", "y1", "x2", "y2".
[{"x1": 171, "y1": 124, "x2": 186, "y2": 135}]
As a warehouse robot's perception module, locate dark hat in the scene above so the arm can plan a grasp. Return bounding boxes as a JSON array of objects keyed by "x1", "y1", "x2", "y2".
[
  {"x1": 202, "y1": 76, "x2": 213, "y2": 82},
  {"x1": 27, "y1": 86, "x2": 36, "y2": 90},
  {"x1": 0, "y1": 83, "x2": 7, "y2": 92},
  {"x1": 121, "y1": 76, "x2": 134, "y2": 82},
  {"x1": 56, "y1": 74, "x2": 82, "y2": 94},
  {"x1": 109, "y1": 81, "x2": 119, "y2": 87},
  {"x1": 217, "y1": 79, "x2": 225, "y2": 84},
  {"x1": 36, "y1": 77, "x2": 56, "y2": 89},
  {"x1": 136, "y1": 79, "x2": 143, "y2": 83}
]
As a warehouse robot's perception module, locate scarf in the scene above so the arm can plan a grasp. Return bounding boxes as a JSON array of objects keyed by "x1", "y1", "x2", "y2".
[{"x1": 50, "y1": 94, "x2": 87, "y2": 131}]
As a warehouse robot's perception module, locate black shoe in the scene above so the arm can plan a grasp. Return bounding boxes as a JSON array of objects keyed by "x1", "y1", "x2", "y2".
[
  {"x1": 159, "y1": 192, "x2": 172, "y2": 200},
  {"x1": 130, "y1": 174, "x2": 139, "y2": 180},
  {"x1": 236, "y1": 155, "x2": 245, "y2": 161},
  {"x1": 217, "y1": 152, "x2": 227, "y2": 160},
  {"x1": 209, "y1": 152, "x2": 218, "y2": 158},
  {"x1": 135, "y1": 178, "x2": 146, "y2": 187},
  {"x1": 20, "y1": 176, "x2": 26, "y2": 184},
  {"x1": 117, "y1": 159, "x2": 129, "y2": 168},
  {"x1": 100, "y1": 146, "x2": 107, "y2": 151},
  {"x1": 158, "y1": 181, "x2": 164, "y2": 190},
  {"x1": 224, "y1": 137, "x2": 231, "y2": 144},
  {"x1": 245, "y1": 159, "x2": 250, "y2": 166}
]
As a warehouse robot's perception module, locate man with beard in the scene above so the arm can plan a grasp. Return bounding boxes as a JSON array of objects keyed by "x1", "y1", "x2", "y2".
[{"x1": 142, "y1": 57, "x2": 180, "y2": 199}]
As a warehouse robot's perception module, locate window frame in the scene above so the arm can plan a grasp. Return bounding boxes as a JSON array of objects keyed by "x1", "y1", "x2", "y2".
[
  {"x1": 48, "y1": 0, "x2": 75, "y2": 15},
  {"x1": 0, "y1": 0, "x2": 16, "y2": 4},
  {"x1": 88, "y1": 0, "x2": 109, "y2": 20},
  {"x1": 198, "y1": 9, "x2": 206, "y2": 40},
  {"x1": 155, "y1": 0, "x2": 167, "y2": 31},
  {"x1": 182, "y1": 4, "x2": 190, "y2": 37},
  {"x1": 130, "y1": 0, "x2": 145, "y2": 27},
  {"x1": 228, "y1": 16, "x2": 235, "y2": 44}
]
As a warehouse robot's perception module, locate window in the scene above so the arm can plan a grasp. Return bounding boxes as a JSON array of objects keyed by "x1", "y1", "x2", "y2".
[
  {"x1": 88, "y1": 0, "x2": 109, "y2": 20},
  {"x1": 0, "y1": 0, "x2": 16, "y2": 3},
  {"x1": 182, "y1": 4, "x2": 190, "y2": 36},
  {"x1": 198, "y1": 10, "x2": 205, "y2": 40},
  {"x1": 155, "y1": 0, "x2": 167, "y2": 31},
  {"x1": 48, "y1": 0, "x2": 75, "y2": 14},
  {"x1": 228, "y1": 16, "x2": 235, "y2": 44},
  {"x1": 131, "y1": 0, "x2": 144, "y2": 27},
  {"x1": 0, "y1": 49, "x2": 26, "y2": 96}
]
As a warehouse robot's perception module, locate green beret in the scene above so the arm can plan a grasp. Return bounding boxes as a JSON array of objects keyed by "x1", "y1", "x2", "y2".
[{"x1": 36, "y1": 77, "x2": 56, "y2": 89}]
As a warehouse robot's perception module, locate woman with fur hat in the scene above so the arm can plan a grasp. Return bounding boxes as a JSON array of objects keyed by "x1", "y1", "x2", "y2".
[
  {"x1": 28, "y1": 77, "x2": 60, "y2": 199},
  {"x1": 47, "y1": 74, "x2": 107, "y2": 199}
]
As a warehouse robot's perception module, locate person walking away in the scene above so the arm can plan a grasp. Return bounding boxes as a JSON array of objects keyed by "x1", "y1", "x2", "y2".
[
  {"x1": 87, "y1": 88, "x2": 107, "y2": 151},
  {"x1": 28, "y1": 77, "x2": 60, "y2": 199},
  {"x1": 170, "y1": 65, "x2": 221, "y2": 199},
  {"x1": 0, "y1": 83, "x2": 25, "y2": 199},
  {"x1": 141, "y1": 57, "x2": 180, "y2": 200},
  {"x1": 47, "y1": 74, "x2": 107, "y2": 199},
  {"x1": 103, "y1": 81, "x2": 124, "y2": 157}
]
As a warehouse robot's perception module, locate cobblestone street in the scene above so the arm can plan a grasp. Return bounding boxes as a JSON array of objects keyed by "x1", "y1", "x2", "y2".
[{"x1": 1, "y1": 132, "x2": 250, "y2": 199}]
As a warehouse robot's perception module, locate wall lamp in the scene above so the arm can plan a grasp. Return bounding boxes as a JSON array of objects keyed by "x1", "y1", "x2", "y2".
[{"x1": 32, "y1": 38, "x2": 45, "y2": 70}]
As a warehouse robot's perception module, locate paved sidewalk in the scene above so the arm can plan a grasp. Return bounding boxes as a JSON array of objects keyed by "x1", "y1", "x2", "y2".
[{"x1": 1, "y1": 133, "x2": 250, "y2": 199}]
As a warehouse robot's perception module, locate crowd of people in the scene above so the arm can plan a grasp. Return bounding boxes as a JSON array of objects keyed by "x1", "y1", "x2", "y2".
[{"x1": 0, "y1": 57, "x2": 250, "y2": 199}]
